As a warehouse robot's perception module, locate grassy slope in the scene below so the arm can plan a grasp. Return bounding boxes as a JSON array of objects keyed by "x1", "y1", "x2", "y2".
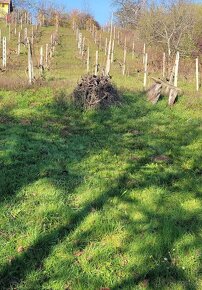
[{"x1": 0, "y1": 26, "x2": 201, "y2": 290}]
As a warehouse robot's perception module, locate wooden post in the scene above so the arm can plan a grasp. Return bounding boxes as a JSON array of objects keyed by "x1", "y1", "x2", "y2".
[
  {"x1": 143, "y1": 43, "x2": 146, "y2": 64},
  {"x1": 87, "y1": 46, "x2": 90, "y2": 73},
  {"x1": 99, "y1": 33, "x2": 102, "y2": 50},
  {"x1": 28, "y1": 39, "x2": 34, "y2": 84},
  {"x1": 106, "y1": 38, "x2": 112, "y2": 75},
  {"x1": 2, "y1": 37, "x2": 7, "y2": 68},
  {"x1": 132, "y1": 41, "x2": 134, "y2": 60},
  {"x1": 0, "y1": 29, "x2": 1, "y2": 47},
  {"x1": 17, "y1": 32, "x2": 21, "y2": 55},
  {"x1": 95, "y1": 50, "x2": 99, "y2": 75},
  {"x1": 174, "y1": 51, "x2": 179, "y2": 87},
  {"x1": 163, "y1": 52, "x2": 166, "y2": 78},
  {"x1": 94, "y1": 30, "x2": 97, "y2": 44},
  {"x1": 24, "y1": 27, "x2": 28, "y2": 44},
  {"x1": 105, "y1": 13, "x2": 113, "y2": 75},
  {"x1": 82, "y1": 37, "x2": 85, "y2": 57},
  {"x1": 111, "y1": 39, "x2": 114, "y2": 63},
  {"x1": 78, "y1": 32, "x2": 82, "y2": 53},
  {"x1": 122, "y1": 38, "x2": 127, "y2": 76},
  {"x1": 105, "y1": 38, "x2": 108, "y2": 55},
  {"x1": 143, "y1": 53, "x2": 148, "y2": 89},
  {"x1": 196, "y1": 57, "x2": 199, "y2": 92},
  {"x1": 40, "y1": 46, "x2": 43, "y2": 74},
  {"x1": 45, "y1": 43, "x2": 49, "y2": 67},
  {"x1": 31, "y1": 26, "x2": 34, "y2": 45}
]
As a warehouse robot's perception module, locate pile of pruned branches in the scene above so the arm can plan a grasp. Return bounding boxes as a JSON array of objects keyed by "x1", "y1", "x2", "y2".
[{"x1": 73, "y1": 75, "x2": 120, "y2": 109}]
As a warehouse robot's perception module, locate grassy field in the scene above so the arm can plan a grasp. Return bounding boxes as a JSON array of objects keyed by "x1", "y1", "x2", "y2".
[{"x1": 0, "y1": 25, "x2": 202, "y2": 290}]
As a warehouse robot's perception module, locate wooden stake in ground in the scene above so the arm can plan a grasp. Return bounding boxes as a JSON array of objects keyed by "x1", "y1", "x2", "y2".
[
  {"x1": 143, "y1": 43, "x2": 146, "y2": 64},
  {"x1": 113, "y1": 26, "x2": 116, "y2": 40},
  {"x1": 31, "y1": 26, "x2": 34, "y2": 45},
  {"x1": 2, "y1": 37, "x2": 7, "y2": 68},
  {"x1": 196, "y1": 57, "x2": 199, "y2": 92},
  {"x1": 17, "y1": 32, "x2": 21, "y2": 55},
  {"x1": 105, "y1": 13, "x2": 113, "y2": 75},
  {"x1": 99, "y1": 33, "x2": 102, "y2": 50},
  {"x1": 78, "y1": 32, "x2": 82, "y2": 53},
  {"x1": 28, "y1": 39, "x2": 34, "y2": 84},
  {"x1": 40, "y1": 46, "x2": 43, "y2": 75},
  {"x1": 143, "y1": 53, "x2": 148, "y2": 89},
  {"x1": 111, "y1": 39, "x2": 115, "y2": 63},
  {"x1": 95, "y1": 50, "x2": 99, "y2": 75},
  {"x1": 174, "y1": 51, "x2": 180, "y2": 87},
  {"x1": 45, "y1": 44, "x2": 49, "y2": 67},
  {"x1": 163, "y1": 52, "x2": 166, "y2": 78},
  {"x1": 87, "y1": 46, "x2": 90, "y2": 73},
  {"x1": 132, "y1": 41, "x2": 134, "y2": 60},
  {"x1": 82, "y1": 37, "x2": 85, "y2": 57},
  {"x1": 105, "y1": 38, "x2": 108, "y2": 56},
  {"x1": 24, "y1": 27, "x2": 28, "y2": 44},
  {"x1": 122, "y1": 44, "x2": 127, "y2": 76}
]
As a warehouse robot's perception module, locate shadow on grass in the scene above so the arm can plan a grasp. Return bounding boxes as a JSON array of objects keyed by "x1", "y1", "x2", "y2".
[{"x1": 0, "y1": 90, "x2": 201, "y2": 289}]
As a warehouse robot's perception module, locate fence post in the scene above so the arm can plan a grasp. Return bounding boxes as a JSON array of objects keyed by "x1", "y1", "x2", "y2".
[
  {"x1": 28, "y1": 39, "x2": 34, "y2": 84},
  {"x1": 105, "y1": 13, "x2": 113, "y2": 75},
  {"x1": 143, "y1": 43, "x2": 146, "y2": 64},
  {"x1": 122, "y1": 45, "x2": 127, "y2": 76},
  {"x1": 87, "y1": 46, "x2": 90, "y2": 73},
  {"x1": 105, "y1": 38, "x2": 108, "y2": 56},
  {"x1": 17, "y1": 32, "x2": 21, "y2": 55},
  {"x1": 163, "y1": 52, "x2": 166, "y2": 78},
  {"x1": 174, "y1": 51, "x2": 179, "y2": 87},
  {"x1": 82, "y1": 37, "x2": 85, "y2": 57},
  {"x1": 45, "y1": 43, "x2": 49, "y2": 67},
  {"x1": 132, "y1": 41, "x2": 134, "y2": 60},
  {"x1": 111, "y1": 39, "x2": 114, "y2": 63},
  {"x1": 2, "y1": 37, "x2": 7, "y2": 68},
  {"x1": 196, "y1": 57, "x2": 199, "y2": 92},
  {"x1": 143, "y1": 53, "x2": 148, "y2": 89},
  {"x1": 40, "y1": 46, "x2": 43, "y2": 75},
  {"x1": 95, "y1": 50, "x2": 99, "y2": 75}
]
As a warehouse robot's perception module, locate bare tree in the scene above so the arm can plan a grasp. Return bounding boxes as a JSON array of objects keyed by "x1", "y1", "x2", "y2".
[
  {"x1": 139, "y1": 0, "x2": 197, "y2": 56},
  {"x1": 112, "y1": 0, "x2": 147, "y2": 28}
]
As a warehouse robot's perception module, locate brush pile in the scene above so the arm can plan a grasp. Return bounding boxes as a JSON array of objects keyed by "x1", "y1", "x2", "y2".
[{"x1": 73, "y1": 75, "x2": 120, "y2": 109}]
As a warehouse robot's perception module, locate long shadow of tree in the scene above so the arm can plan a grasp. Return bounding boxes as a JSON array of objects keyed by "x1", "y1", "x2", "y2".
[{"x1": 0, "y1": 91, "x2": 201, "y2": 289}]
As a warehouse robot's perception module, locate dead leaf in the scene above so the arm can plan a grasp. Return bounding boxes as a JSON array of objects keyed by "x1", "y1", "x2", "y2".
[
  {"x1": 17, "y1": 246, "x2": 25, "y2": 253},
  {"x1": 153, "y1": 155, "x2": 170, "y2": 162},
  {"x1": 129, "y1": 129, "x2": 142, "y2": 135},
  {"x1": 74, "y1": 250, "x2": 84, "y2": 257},
  {"x1": 139, "y1": 279, "x2": 149, "y2": 288}
]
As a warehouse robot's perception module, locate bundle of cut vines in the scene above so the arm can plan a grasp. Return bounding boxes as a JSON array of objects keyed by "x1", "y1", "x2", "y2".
[{"x1": 73, "y1": 74, "x2": 120, "y2": 109}]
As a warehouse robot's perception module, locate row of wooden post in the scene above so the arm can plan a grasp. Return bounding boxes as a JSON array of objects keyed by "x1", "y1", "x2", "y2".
[{"x1": 0, "y1": 22, "x2": 59, "y2": 84}]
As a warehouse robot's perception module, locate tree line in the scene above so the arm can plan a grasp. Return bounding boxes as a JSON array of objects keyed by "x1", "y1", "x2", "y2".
[{"x1": 113, "y1": 0, "x2": 202, "y2": 56}]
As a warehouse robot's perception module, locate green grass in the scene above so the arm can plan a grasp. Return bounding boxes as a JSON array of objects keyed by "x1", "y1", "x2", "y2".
[{"x1": 0, "y1": 24, "x2": 201, "y2": 290}]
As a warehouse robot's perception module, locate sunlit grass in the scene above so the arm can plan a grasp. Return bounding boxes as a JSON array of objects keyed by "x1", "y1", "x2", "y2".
[{"x1": 0, "y1": 24, "x2": 201, "y2": 290}]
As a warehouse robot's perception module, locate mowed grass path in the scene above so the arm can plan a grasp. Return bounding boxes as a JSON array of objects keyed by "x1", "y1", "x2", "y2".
[{"x1": 0, "y1": 27, "x2": 202, "y2": 290}]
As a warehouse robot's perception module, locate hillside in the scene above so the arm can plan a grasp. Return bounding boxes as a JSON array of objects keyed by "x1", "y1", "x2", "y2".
[{"x1": 0, "y1": 23, "x2": 201, "y2": 290}]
